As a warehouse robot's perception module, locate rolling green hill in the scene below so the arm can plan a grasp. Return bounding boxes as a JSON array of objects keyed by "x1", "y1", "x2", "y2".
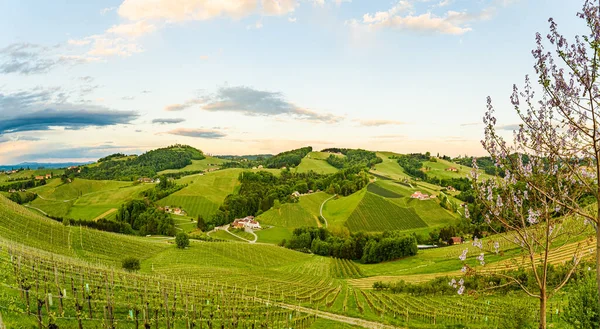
[
  {"x1": 257, "y1": 192, "x2": 331, "y2": 242},
  {"x1": 27, "y1": 178, "x2": 153, "y2": 220},
  {"x1": 156, "y1": 169, "x2": 242, "y2": 219},
  {"x1": 296, "y1": 152, "x2": 339, "y2": 174},
  {"x1": 346, "y1": 192, "x2": 427, "y2": 232},
  {"x1": 158, "y1": 156, "x2": 227, "y2": 174}
]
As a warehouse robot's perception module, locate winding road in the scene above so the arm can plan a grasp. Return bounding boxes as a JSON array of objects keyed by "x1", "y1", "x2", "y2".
[
  {"x1": 319, "y1": 194, "x2": 336, "y2": 228},
  {"x1": 210, "y1": 225, "x2": 258, "y2": 243}
]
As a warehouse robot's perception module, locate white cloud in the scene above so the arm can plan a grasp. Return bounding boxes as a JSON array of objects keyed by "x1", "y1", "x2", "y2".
[
  {"x1": 261, "y1": 0, "x2": 297, "y2": 16},
  {"x1": 68, "y1": 39, "x2": 91, "y2": 46},
  {"x1": 84, "y1": 35, "x2": 142, "y2": 57},
  {"x1": 350, "y1": 0, "x2": 501, "y2": 35},
  {"x1": 288, "y1": 17, "x2": 297, "y2": 22},
  {"x1": 247, "y1": 20, "x2": 264, "y2": 29},
  {"x1": 434, "y1": 0, "x2": 452, "y2": 8},
  {"x1": 118, "y1": 0, "x2": 259, "y2": 22},
  {"x1": 100, "y1": 7, "x2": 117, "y2": 15},
  {"x1": 106, "y1": 21, "x2": 156, "y2": 37}
]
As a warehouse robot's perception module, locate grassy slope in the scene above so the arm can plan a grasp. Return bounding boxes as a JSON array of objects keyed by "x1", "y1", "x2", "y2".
[
  {"x1": 0, "y1": 194, "x2": 166, "y2": 264},
  {"x1": 295, "y1": 152, "x2": 339, "y2": 174},
  {"x1": 322, "y1": 189, "x2": 366, "y2": 230},
  {"x1": 422, "y1": 158, "x2": 494, "y2": 181},
  {"x1": 346, "y1": 192, "x2": 427, "y2": 232},
  {"x1": 0, "y1": 168, "x2": 65, "y2": 181},
  {"x1": 28, "y1": 178, "x2": 153, "y2": 219},
  {"x1": 373, "y1": 179, "x2": 459, "y2": 228},
  {"x1": 157, "y1": 169, "x2": 242, "y2": 219},
  {"x1": 158, "y1": 156, "x2": 227, "y2": 174},
  {"x1": 257, "y1": 192, "x2": 331, "y2": 243}
]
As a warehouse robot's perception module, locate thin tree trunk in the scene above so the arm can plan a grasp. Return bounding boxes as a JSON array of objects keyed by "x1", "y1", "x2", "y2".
[
  {"x1": 539, "y1": 292, "x2": 547, "y2": 329},
  {"x1": 596, "y1": 206, "x2": 600, "y2": 329}
]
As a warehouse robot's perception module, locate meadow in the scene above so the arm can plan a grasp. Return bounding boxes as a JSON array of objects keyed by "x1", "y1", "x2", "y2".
[
  {"x1": 27, "y1": 178, "x2": 154, "y2": 220},
  {"x1": 156, "y1": 169, "x2": 242, "y2": 219},
  {"x1": 157, "y1": 156, "x2": 227, "y2": 174},
  {"x1": 295, "y1": 152, "x2": 339, "y2": 174}
]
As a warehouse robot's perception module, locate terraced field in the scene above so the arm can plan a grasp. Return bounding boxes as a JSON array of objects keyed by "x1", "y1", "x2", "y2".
[{"x1": 346, "y1": 192, "x2": 427, "y2": 232}]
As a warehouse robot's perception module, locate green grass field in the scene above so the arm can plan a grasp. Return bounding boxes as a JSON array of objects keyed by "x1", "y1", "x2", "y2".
[
  {"x1": 322, "y1": 189, "x2": 366, "y2": 229},
  {"x1": 157, "y1": 169, "x2": 242, "y2": 219},
  {"x1": 295, "y1": 152, "x2": 339, "y2": 174},
  {"x1": 258, "y1": 192, "x2": 330, "y2": 229},
  {"x1": 346, "y1": 192, "x2": 427, "y2": 232},
  {"x1": 158, "y1": 156, "x2": 227, "y2": 174},
  {"x1": 27, "y1": 178, "x2": 153, "y2": 219},
  {"x1": 0, "y1": 168, "x2": 64, "y2": 183}
]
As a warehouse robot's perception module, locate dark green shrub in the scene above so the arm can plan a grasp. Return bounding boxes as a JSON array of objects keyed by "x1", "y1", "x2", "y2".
[
  {"x1": 121, "y1": 257, "x2": 141, "y2": 272},
  {"x1": 175, "y1": 232, "x2": 189, "y2": 249}
]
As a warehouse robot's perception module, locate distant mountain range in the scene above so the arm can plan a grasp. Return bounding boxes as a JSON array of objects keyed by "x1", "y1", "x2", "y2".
[{"x1": 0, "y1": 162, "x2": 93, "y2": 171}]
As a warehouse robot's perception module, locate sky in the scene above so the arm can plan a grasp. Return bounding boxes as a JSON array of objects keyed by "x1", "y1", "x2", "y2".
[{"x1": 0, "y1": 0, "x2": 587, "y2": 164}]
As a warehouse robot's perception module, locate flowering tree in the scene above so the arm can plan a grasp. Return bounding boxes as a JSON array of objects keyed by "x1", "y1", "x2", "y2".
[{"x1": 454, "y1": 1, "x2": 600, "y2": 328}]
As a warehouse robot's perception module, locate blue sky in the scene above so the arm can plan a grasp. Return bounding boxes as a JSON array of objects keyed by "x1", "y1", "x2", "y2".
[{"x1": 0, "y1": 0, "x2": 585, "y2": 163}]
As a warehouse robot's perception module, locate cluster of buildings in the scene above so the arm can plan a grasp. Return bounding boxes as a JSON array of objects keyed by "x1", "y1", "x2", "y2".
[
  {"x1": 35, "y1": 174, "x2": 52, "y2": 180},
  {"x1": 138, "y1": 177, "x2": 160, "y2": 183},
  {"x1": 291, "y1": 190, "x2": 316, "y2": 198},
  {"x1": 232, "y1": 216, "x2": 261, "y2": 230},
  {"x1": 159, "y1": 206, "x2": 186, "y2": 216},
  {"x1": 1, "y1": 169, "x2": 20, "y2": 175},
  {"x1": 410, "y1": 191, "x2": 436, "y2": 200},
  {"x1": 7, "y1": 189, "x2": 27, "y2": 193},
  {"x1": 445, "y1": 167, "x2": 459, "y2": 172}
]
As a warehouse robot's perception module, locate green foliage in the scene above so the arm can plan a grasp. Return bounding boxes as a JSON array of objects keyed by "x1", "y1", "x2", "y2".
[
  {"x1": 197, "y1": 215, "x2": 207, "y2": 231},
  {"x1": 78, "y1": 144, "x2": 205, "y2": 180},
  {"x1": 98, "y1": 153, "x2": 127, "y2": 162},
  {"x1": 121, "y1": 257, "x2": 141, "y2": 272},
  {"x1": 285, "y1": 227, "x2": 417, "y2": 264},
  {"x1": 175, "y1": 232, "x2": 190, "y2": 249},
  {"x1": 498, "y1": 304, "x2": 535, "y2": 329},
  {"x1": 0, "y1": 178, "x2": 46, "y2": 192},
  {"x1": 116, "y1": 200, "x2": 175, "y2": 236},
  {"x1": 563, "y1": 270, "x2": 600, "y2": 329},
  {"x1": 322, "y1": 148, "x2": 382, "y2": 169},
  {"x1": 360, "y1": 234, "x2": 417, "y2": 264},
  {"x1": 264, "y1": 146, "x2": 312, "y2": 168},
  {"x1": 141, "y1": 176, "x2": 185, "y2": 201},
  {"x1": 7, "y1": 191, "x2": 37, "y2": 204}
]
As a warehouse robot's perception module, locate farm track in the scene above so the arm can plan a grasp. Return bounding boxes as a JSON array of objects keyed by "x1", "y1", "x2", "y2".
[
  {"x1": 319, "y1": 194, "x2": 336, "y2": 228},
  {"x1": 213, "y1": 225, "x2": 258, "y2": 243},
  {"x1": 259, "y1": 298, "x2": 403, "y2": 329},
  {"x1": 92, "y1": 208, "x2": 117, "y2": 221},
  {"x1": 24, "y1": 204, "x2": 48, "y2": 216}
]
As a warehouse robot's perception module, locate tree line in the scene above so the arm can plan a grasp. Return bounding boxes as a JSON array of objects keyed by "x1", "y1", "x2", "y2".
[
  {"x1": 75, "y1": 145, "x2": 205, "y2": 181},
  {"x1": 282, "y1": 227, "x2": 418, "y2": 264}
]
